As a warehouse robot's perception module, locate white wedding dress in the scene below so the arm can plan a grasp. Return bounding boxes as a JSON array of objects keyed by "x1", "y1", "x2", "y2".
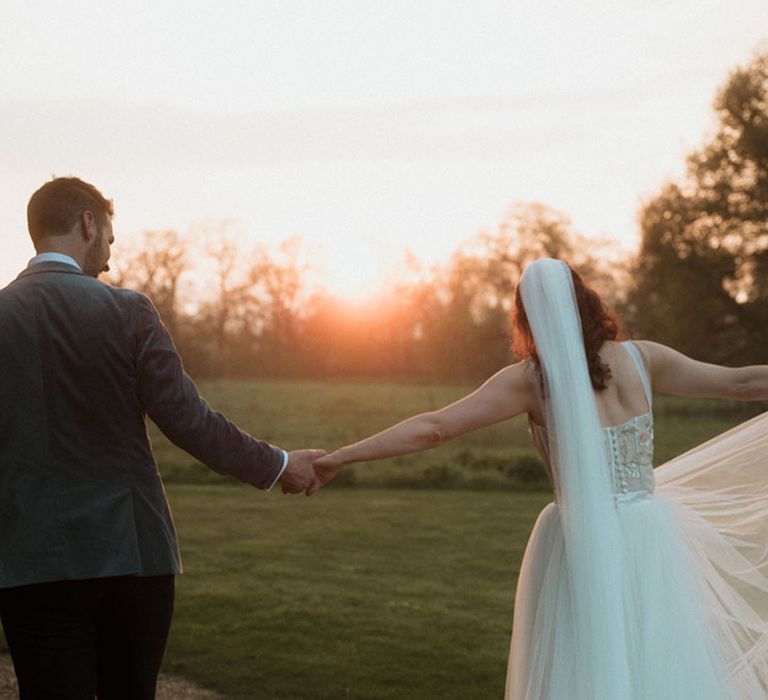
[{"x1": 506, "y1": 341, "x2": 768, "y2": 699}]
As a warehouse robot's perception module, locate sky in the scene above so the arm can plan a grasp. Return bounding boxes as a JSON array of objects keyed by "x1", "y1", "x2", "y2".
[{"x1": 1, "y1": 0, "x2": 767, "y2": 298}]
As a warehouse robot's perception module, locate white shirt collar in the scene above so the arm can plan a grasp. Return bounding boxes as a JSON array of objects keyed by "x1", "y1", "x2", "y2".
[{"x1": 27, "y1": 253, "x2": 82, "y2": 271}]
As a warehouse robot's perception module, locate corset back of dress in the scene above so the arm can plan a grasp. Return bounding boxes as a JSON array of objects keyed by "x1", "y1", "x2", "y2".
[{"x1": 531, "y1": 412, "x2": 656, "y2": 498}]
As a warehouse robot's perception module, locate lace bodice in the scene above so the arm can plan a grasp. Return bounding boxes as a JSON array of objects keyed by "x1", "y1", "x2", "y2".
[
  {"x1": 529, "y1": 341, "x2": 656, "y2": 499},
  {"x1": 604, "y1": 412, "x2": 655, "y2": 494},
  {"x1": 530, "y1": 412, "x2": 656, "y2": 497}
]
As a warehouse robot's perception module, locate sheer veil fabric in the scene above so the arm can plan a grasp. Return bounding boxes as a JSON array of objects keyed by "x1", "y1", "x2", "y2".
[
  {"x1": 513, "y1": 259, "x2": 632, "y2": 696},
  {"x1": 505, "y1": 259, "x2": 768, "y2": 699}
]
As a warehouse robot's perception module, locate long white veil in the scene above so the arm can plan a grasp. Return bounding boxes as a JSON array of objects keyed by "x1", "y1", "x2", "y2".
[{"x1": 517, "y1": 258, "x2": 632, "y2": 696}]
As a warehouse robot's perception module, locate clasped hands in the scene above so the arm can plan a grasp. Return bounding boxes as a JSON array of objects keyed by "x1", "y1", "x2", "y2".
[{"x1": 277, "y1": 449, "x2": 344, "y2": 495}]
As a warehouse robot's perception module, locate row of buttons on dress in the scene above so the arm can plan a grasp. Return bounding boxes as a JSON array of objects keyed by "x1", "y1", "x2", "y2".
[{"x1": 605, "y1": 413, "x2": 656, "y2": 497}]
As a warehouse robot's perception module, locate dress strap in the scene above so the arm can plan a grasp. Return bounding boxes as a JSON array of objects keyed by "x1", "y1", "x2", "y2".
[{"x1": 622, "y1": 341, "x2": 652, "y2": 410}]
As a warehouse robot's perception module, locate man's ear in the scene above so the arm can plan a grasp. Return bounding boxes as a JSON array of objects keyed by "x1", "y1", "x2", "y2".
[{"x1": 79, "y1": 210, "x2": 98, "y2": 242}]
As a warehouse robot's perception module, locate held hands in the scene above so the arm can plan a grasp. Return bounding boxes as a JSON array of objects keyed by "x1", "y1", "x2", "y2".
[
  {"x1": 279, "y1": 449, "x2": 326, "y2": 495},
  {"x1": 306, "y1": 451, "x2": 346, "y2": 496},
  {"x1": 277, "y1": 448, "x2": 347, "y2": 496}
]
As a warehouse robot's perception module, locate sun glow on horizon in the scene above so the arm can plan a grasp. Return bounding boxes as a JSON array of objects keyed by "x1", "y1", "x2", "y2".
[{"x1": 315, "y1": 238, "x2": 406, "y2": 302}]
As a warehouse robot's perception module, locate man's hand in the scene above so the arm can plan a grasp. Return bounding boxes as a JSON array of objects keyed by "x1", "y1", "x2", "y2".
[
  {"x1": 279, "y1": 449, "x2": 326, "y2": 495},
  {"x1": 306, "y1": 451, "x2": 345, "y2": 496}
]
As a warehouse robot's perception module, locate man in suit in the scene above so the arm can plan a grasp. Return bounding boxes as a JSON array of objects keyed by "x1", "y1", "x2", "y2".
[{"x1": 0, "y1": 177, "x2": 322, "y2": 699}]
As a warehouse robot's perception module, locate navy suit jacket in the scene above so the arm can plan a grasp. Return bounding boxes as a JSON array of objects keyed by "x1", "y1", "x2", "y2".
[{"x1": 0, "y1": 262, "x2": 284, "y2": 588}]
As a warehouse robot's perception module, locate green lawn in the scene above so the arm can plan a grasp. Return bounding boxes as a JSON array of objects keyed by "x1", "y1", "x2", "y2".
[
  {"x1": 153, "y1": 379, "x2": 768, "y2": 489},
  {"x1": 164, "y1": 486, "x2": 551, "y2": 699},
  {"x1": 2, "y1": 379, "x2": 767, "y2": 697}
]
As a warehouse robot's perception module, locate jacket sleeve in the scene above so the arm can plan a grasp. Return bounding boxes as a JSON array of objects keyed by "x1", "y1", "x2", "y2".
[{"x1": 132, "y1": 293, "x2": 284, "y2": 489}]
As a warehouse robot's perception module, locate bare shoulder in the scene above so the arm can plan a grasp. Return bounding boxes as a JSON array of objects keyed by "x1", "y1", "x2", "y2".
[
  {"x1": 501, "y1": 358, "x2": 537, "y2": 391},
  {"x1": 627, "y1": 339, "x2": 669, "y2": 371},
  {"x1": 469, "y1": 359, "x2": 538, "y2": 407},
  {"x1": 625, "y1": 340, "x2": 758, "y2": 400},
  {"x1": 500, "y1": 358, "x2": 539, "y2": 414}
]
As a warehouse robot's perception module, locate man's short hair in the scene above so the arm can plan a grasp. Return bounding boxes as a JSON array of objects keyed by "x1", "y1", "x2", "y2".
[{"x1": 27, "y1": 177, "x2": 114, "y2": 245}]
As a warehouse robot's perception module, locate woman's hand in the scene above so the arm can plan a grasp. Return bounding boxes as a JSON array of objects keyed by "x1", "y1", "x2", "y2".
[{"x1": 307, "y1": 451, "x2": 346, "y2": 495}]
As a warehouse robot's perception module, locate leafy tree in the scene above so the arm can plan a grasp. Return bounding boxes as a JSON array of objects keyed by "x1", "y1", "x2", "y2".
[{"x1": 628, "y1": 52, "x2": 768, "y2": 362}]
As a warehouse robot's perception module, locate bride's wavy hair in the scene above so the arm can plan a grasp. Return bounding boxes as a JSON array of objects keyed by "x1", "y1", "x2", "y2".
[{"x1": 511, "y1": 262, "x2": 624, "y2": 391}]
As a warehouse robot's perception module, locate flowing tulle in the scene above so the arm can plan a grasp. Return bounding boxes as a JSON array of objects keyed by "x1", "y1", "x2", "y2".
[{"x1": 506, "y1": 412, "x2": 768, "y2": 699}]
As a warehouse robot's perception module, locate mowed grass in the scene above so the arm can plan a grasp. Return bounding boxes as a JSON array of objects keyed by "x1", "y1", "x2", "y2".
[
  {"x1": 154, "y1": 379, "x2": 545, "y2": 490},
  {"x1": 153, "y1": 379, "x2": 768, "y2": 488},
  {"x1": 165, "y1": 486, "x2": 551, "y2": 699},
  {"x1": 2, "y1": 379, "x2": 766, "y2": 697}
]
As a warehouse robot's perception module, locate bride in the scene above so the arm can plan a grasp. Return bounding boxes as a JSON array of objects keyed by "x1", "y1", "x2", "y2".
[{"x1": 311, "y1": 258, "x2": 768, "y2": 699}]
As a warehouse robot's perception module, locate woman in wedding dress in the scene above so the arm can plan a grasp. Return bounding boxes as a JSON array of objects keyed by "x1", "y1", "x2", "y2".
[{"x1": 311, "y1": 258, "x2": 768, "y2": 699}]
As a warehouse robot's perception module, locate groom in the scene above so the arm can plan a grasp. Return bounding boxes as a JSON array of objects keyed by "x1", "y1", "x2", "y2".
[{"x1": 0, "y1": 177, "x2": 322, "y2": 699}]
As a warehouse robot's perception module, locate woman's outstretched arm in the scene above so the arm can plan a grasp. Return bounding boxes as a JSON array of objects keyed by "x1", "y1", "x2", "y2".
[
  {"x1": 308, "y1": 362, "x2": 533, "y2": 493},
  {"x1": 635, "y1": 340, "x2": 768, "y2": 401}
]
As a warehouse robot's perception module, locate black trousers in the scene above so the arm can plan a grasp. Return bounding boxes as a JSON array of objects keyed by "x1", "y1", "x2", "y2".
[{"x1": 0, "y1": 575, "x2": 174, "y2": 700}]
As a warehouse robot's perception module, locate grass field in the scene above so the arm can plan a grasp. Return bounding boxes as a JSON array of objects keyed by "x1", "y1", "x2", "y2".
[
  {"x1": 3, "y1": 379, "x2": 767, "y2": 697},
  {"x1": 165, "y1": 486, "x2": 552, "y2": 699},
  {"x1": 154, "y1": 378, "x2": 768, "y2": 490}
]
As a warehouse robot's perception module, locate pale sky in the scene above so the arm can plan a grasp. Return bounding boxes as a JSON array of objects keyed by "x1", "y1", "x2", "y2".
[{"x1": 1, "y1": 0, "x2": 767, "y2": 297}]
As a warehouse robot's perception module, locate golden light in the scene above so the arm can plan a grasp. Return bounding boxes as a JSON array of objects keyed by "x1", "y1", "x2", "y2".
[{"x1": 317, "y1": 237, "x2": 395, "y2": 302}]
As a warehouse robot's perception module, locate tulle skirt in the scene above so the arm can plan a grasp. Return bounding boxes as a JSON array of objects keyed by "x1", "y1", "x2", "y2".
[{"x1": 506, "y1": 412, "x2": 768, "y2": 699}]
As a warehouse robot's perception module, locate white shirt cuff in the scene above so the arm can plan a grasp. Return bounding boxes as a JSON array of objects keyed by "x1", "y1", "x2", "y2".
[{"x1": 266, "y1": 449, "x2": 289, "y2": 492}]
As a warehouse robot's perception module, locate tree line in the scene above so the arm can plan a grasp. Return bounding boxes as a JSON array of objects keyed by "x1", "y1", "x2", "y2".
[{"x1": 110, "y1": 52, "x2": 768, "y2": 380}]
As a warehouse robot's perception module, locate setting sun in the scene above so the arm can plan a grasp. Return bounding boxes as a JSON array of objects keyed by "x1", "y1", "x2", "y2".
[{"x1": 316, "y1": 237, "x2": 400, "y2": 301}]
